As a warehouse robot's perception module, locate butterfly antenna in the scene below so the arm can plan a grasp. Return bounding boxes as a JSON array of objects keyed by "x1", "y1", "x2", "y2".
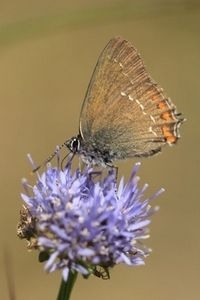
[{"x1": 32, "y1": 142, "x2": 67, "y2": 173}]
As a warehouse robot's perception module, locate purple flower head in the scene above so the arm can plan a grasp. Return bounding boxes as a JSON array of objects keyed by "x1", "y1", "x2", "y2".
[{"x1": 17, "y1": 156, "x2": 164, "y2": 281}]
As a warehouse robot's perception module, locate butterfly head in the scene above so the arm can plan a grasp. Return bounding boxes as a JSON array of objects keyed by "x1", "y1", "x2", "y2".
[{"x1": 65, "y1": 135, "x2": 82, "y2": 154}]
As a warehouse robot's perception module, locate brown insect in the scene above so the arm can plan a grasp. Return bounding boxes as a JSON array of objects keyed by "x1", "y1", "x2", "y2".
[{"x1": 34, "y1": 37, "x2": 185, "y2": 171}]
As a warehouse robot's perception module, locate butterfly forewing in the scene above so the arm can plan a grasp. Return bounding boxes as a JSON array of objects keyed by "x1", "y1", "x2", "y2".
[{"x1": 79, "y1": 37, "x2": 183, "y2": 159}]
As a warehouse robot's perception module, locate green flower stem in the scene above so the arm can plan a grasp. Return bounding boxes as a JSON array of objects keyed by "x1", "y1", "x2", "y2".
[{"x1": 57, "y1": 271, "x2": 78, "y2": 300}]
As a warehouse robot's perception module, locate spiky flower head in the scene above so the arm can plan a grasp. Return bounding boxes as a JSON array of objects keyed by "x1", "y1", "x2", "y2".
[{"x1": 17, "y1": 156, "x2": 163, "y2": 281}]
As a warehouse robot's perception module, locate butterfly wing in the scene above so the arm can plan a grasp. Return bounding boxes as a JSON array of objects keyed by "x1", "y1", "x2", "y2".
[{"x1": 79, "y1": 37, "x2": 183, "y2": 158}]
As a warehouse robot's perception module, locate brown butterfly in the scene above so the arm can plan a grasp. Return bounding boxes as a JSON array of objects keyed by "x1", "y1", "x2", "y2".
[{"x1": 34, "y1": 37, "x2": 185, "y2": 171}]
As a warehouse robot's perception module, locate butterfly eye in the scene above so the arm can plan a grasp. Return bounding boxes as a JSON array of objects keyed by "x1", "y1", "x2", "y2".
[{"x1": 70, "y1": 137, "x2": 80, "y2": 153}]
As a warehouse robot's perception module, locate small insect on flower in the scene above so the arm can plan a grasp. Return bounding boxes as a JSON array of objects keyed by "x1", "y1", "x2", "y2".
[
  {"x1": 33, "y1": 36, "x2": 185, "y2": 172},
  {"x1": 17, "y1": 156, "x2": 164, "y2": 281},
  {"x1": 17, "y1": 205, "x2": 37, "y2": 249}
]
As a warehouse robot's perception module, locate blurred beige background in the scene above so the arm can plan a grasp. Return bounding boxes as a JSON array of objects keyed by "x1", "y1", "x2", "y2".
[{"x1": 0, "y1": 0, "x2": 199, "y2": 299}]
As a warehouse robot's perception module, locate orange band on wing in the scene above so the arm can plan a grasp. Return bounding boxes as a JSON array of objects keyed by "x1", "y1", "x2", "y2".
[
  {"x1": 162, "y1": 125, "x2": 177, "y2": 144},
  {"x1": 161, "y1": 111, "x2": 174, "y2": 121}
]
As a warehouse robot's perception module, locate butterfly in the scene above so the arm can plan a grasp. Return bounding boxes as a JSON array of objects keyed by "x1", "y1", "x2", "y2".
[{"x1": 34, "y1": 36, "x2": 184, "y2": 171}]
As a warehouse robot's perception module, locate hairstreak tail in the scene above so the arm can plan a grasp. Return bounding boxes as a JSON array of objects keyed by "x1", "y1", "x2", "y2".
[{"x1": 33, "y1": 37, "x2": 185, "y2": 171}]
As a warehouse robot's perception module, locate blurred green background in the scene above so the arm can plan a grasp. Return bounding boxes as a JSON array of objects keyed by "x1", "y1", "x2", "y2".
[{"x1": 0, "y1": 0, "x2": 199, "y2": 299}]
